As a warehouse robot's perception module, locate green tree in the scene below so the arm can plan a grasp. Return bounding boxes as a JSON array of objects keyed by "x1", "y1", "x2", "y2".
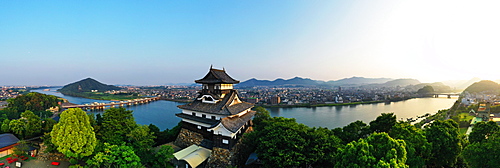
[
  {"x1": 86, "y1": 143, "x2": 142, "y2": 168},
  {"x1": 252, "y1": 106, "x2": 271, "y2": 125},
  {"x1": 41, "y1": 132, "x2": 57, "y2": 153},
  {"x1": 100, "y1": 108, "x2": 137, "y2": 144},
  {"x1": 21, "y1": 110, "x2": 42, "y2": 138},
  {"x1": 250, "y1": 117, "x2": 342, "y2": 167},
  {"x1": 9, "y1": 119, "x2": 25, "y2": 138},
  {"x1": 127, "y1": 124, "x2": 156, "y2": 165},
  {"x1": 254, "y1": 117, "x2": 308, "y2": 167},
  {"x1": 41, "y1": 118, "x2": 57, "y2": 133},
  {"x1": 370, "y1": 113, "x2": 397, "y2": 133},
  {"x1": 425, "y1": 120, "x2": 461, "y2": 167},
  {"x1": 389, "y1": 122, "x2": 430, "y2": 168},
  {"x1": 50, "y1": 108, "x2": 97, "y2": 159},
  {"x1": 463, "y1": 132, "x2": 500, "y2": 167},
  {"x1": 1, "y1": 119, "x2": 10, "y2": 133},
  {"x1": 304, "y1": 127, "x2": 342, "y2": 166},
  {"x1": 468, "y1": 121, "x2": 500, "y2": 143},
  {"x1": 335, "y1": 132, "x2": 408, "y2": 168},
  {"x1": 333, "y1": 120, "x2": 371, "y2": 144},
  {"x1": 152, "y1": 145, "x2": 175, "y2": 168}
]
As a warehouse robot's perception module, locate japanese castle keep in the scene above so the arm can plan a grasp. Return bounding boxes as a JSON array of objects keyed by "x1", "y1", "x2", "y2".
[{"x1": 173, "y1": 67, "x2": 255, "y2": 168}]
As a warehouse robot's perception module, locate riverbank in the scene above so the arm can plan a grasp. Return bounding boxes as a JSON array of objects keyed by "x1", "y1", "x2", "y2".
[
  {"x1": 260, "y1": 97, "x2": 418, "y2": 108},
  {"x1": 58, "y1": 92, "x2": 143, "y2": 101},
  {"x1": 160, "y1": 98, "x2": 192, "y2": 103}
]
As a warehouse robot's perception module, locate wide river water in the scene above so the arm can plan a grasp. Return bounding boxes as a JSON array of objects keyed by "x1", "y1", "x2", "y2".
[{"x1": 33, "y1": 88, "x2": 458, "y2": 130}]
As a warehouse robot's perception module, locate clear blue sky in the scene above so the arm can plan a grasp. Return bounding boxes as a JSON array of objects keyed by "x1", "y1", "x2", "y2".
[{"x1": 2, "y1": 1, "x2": 500, "y2": 85}]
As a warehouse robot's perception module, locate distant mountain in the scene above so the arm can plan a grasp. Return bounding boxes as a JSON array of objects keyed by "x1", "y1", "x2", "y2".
[
  {"x1": 58, "y1": 78, "x2": 121, "y2": 94},
  {"x1": 237, "y1": 77, "x2": 320, "y2": 87},
  {"x1": 406, "y1": 82, "x2": 452, "y2": 93},
  {"x1": 236, "y1": 76, "x2": 425, "y2": 88},
  {"x1": 442, "y1": 77, "x2": 481, "y2": 91},
  {"x1": 326, "y1": 77, "x2": 393, "y2": 86},
  {"x1": 464, "y1": 80, "x2": 500, "y2": 93},
  {"x1": 383, "y1": 79, "x2": 421, "y2": 87},
  {"x1": 362, "y1": 79, "x2": 421, "y2": 88}
]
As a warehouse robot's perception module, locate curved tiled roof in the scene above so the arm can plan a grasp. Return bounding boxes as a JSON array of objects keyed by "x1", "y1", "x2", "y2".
[
  {"x1": 178, "y1": 90, "x2": 253, "y2": 115},
  {"x1": 195, "y1": 68, "x2": 240, "y2": 84},
  {"x1": 220, "y1": 110, "x2": 256, "y2": 133}
]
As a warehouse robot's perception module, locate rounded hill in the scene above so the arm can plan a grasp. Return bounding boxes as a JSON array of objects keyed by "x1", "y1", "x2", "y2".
[{"x1": 464, "y1": 80, "x2": 500, "y2": 93}]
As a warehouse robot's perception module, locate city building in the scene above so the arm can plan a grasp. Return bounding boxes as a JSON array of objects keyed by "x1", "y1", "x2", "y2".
[
  {"x1": 173, "y1": 67, "x2": 255, "y2": 168},
  {"x1": 270, "y1": 96, "x2": 281, "y2": 104}
]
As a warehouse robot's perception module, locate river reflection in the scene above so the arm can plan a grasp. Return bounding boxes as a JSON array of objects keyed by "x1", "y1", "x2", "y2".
[{"x1": 267, "y1": 98, "x2": 457, "y2": 129}]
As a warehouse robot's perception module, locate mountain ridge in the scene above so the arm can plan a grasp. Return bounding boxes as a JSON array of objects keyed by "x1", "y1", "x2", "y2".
[{"x1": 236, "y1": 76, "x2": 421, "y2": 87}]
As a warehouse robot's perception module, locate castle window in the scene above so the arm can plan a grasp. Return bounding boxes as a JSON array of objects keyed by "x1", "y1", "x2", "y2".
[
  {"x1": 222, "y1": 139, "x2": 229, "y2": 144},
  {"x1": 202, "y1": 114, "x2": 206, "y2": 118},
  {"x1": 211, "y1": 116, "x2": 216, "y2": 120},
  {"x1": 192, "y1": 112, "x2": 196, "y2": 116}
]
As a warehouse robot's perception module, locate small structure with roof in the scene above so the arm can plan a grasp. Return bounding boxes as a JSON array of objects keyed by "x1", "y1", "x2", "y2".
[
  {"x1": 0, "y1": 133, "x2": 36, "y2": 157},
  {"x1": 0, "y1": 134, "x2": 20, "y2": 157}
]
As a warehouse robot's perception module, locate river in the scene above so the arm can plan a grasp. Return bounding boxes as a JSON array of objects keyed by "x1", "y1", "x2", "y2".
[
  {"x1": 267, "y1": 97, "x2": 458, "y2": 128},
  {"x1": 33, "y1": 88, "x2": 184, "y2": 130},
  {"x1": 33, "y1": 88, "x2": 457, "y2": 130}
]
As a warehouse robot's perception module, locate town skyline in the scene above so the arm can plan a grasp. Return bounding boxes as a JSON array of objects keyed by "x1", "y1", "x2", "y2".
[{"x1": 2, "y1": 1, "x2": 500, "y2": 85}]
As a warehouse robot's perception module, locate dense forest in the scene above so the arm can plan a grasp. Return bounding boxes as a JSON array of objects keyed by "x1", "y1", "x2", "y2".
[{"x1": 238, "y1": 106, "x2": 499, "y2": 168}]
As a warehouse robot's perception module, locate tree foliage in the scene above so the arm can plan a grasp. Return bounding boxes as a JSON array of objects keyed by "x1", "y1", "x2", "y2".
[
  {"x1": 252, "y1": 106, "x2": 271, "y2": 126},
  {"x1": 333, "y1": 120, "x2": 371, "y2": 144},
  {"x1": 50, "y1": 108, "x2": 97, "y2": 159},
  {"x1": 100, "y1": 108, "x2": 137, "y2": 145},
  {"x1": 9, "y1": 119, "x2": 25, "y2": 138},
  {"x1": 335, "y1": 132, "x2": 408, "y2": 168},
  {"x1": 86, "y1": 143, "x2": 142, "y2": 168},
  {"x1": 463, "y1": 132, "x2": 500, "y2": 167},
  {"x1": 369, "y1": 113, "x2": 397, "y2": 133},
  {"x1": 389, "y1": 122, "x2": 430, "y2": 168},
  {"x1": 425, "y1": 120, "x2": 461, "y2": 167},
  {"x1": 249, "y1": 117, "x2": 342, "y2": 167},
  {"x1": 20, "y1": 110, "x2": 42, "y2": 138},
  {"x1": 468, "y1": 121, "x2": 500, "y2": 143},
  {"x1": 151, "y1": 145, "x2": 175, "y2": 168},
  {"x1": 4, "y1": 92, "x2": 58, "y2": 118}
]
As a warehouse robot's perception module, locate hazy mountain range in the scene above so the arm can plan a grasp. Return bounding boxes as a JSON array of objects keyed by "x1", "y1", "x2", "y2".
[
  {"x1": 236, "y1": 77, "x2": 419, "y2": 88},
  {"x1": 233, "y1": 76, "x2": 487, "y2": 92}
]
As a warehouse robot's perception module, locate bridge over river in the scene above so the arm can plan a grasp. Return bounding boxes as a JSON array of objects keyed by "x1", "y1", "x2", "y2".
[
  {"x1": 61, "y1": 97, "x2": 161, "y2": 111},
  {"x1": 427, "y1": 93, "x2": 461, "y2": 98}
]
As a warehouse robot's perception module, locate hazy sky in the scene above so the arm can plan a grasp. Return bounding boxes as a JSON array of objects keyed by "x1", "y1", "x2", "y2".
[{"x1": 2, "y1": 1, "x2": 500, "y2": 86}]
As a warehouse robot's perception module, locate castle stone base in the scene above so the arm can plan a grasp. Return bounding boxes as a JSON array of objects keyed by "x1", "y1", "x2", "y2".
[{"x1": 174, "y1": 128, "x2": 204, "y2": 148}]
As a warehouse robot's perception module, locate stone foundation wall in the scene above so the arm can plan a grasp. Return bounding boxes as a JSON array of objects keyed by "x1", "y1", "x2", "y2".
[
  {"x1": 206, "y1": 147, "x2": 231, "y2": 168},
  {"x1": 174, "y1": 128, "x2": 204, "y2": 148}
]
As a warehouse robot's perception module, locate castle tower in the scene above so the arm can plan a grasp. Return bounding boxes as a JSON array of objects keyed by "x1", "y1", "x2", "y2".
[{"x1": 173, "y1": 67, "x2": 255, "y2": 168}]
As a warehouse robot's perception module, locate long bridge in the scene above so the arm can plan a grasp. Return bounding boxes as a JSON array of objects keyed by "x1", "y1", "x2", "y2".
[
  {"x1": 61, "y1": 97, "x2": 161, "y2": 111},
  {"x1": 428, "y1": 93, "x2": 461, "y2": 98}
]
